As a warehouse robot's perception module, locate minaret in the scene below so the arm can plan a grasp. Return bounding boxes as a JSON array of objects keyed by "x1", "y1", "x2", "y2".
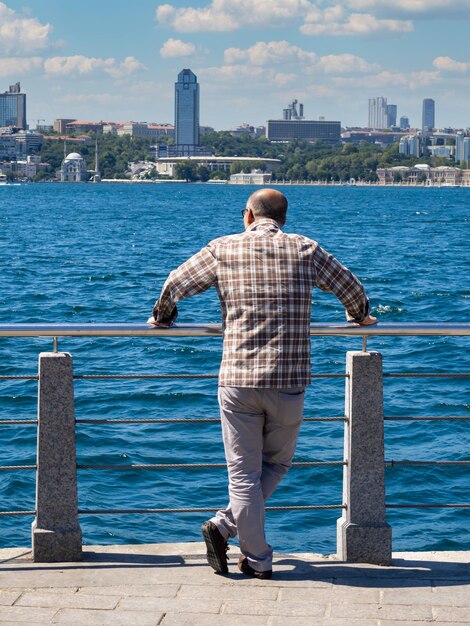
[{"x1": 92, "y1": 134, "x2": 101, "y2": 182}]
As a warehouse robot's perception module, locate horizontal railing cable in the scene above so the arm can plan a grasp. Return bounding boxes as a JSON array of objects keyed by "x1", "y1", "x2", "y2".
[
  {"x1": 75, "y1": 416, "x2": 346, "y2": 424},
  {"x1": 0, "y1": 465, "x2": 36, "y2": 471},
  {"x1": 78, "y1": 504, "x2": 345, "y2": 515},
  {"x1": 384, "y1": 416, "x2": 470, "y2": 421},
  {"x1": 385, "y1": 460, "x2": 470, "y2": 466},
  {"x1": 0, "y1": 420, "x2": 38, "y2": 425},
  {"x1": 387, "y1": 503, "x2": 470, "y2": 509},
  {"x1": 0, "y1": 375, "x2": 38, "y2": 380},
  {"x1": 77, "y1": 461, "x2": 344, "y2": 470},
  {"x1": 384, "y1": 372, "x2": 470, "y2": 378},
  {"x1": 0, "y1": 510, "x2": 36, "y2": 517}
]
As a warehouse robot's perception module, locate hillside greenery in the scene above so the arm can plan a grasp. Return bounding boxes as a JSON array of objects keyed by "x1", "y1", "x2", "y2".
[{"x1": 32, "y1": 130, "x2": 452, "y2": 182}]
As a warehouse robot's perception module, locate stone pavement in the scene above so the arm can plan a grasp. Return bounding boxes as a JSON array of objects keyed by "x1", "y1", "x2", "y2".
[{"x1": 0, "y1": 543, "x2": 469, "y2": 625}]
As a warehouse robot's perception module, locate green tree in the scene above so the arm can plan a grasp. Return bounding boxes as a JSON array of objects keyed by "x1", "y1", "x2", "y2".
[{"x1": 175, "y1": 160, "x2": 198, "y2": 181}]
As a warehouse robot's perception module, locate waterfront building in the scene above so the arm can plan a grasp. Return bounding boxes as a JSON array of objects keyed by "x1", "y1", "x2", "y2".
[
  {"x1": 368, "y1": 97, "x2": 388, "y2": 130},
  {"x1": 455, "y1": 134, "x2": 470, "y2": 165},
  {"x1": 53, "y1": 118, "x2": 76, "y2": 134},
  {"x1": 399, "y1": 116, "x2": 410, "y2": 129},
  {"x1": 111, "y1": 122, "x2": 175, "y2": 139},
  {"x1": 422, "y1": 98, "x2": 435, "y2": 132},
  {"x1": 377, "y1": 165, "x2": 467, "y2": 186},
  {"x1": 0, "y1": 82, "x2": 26, "y2": 129},
  {"x1": 342, "y1": 129, "x2": 407, "y2": 146},
  {"x1": 65, "y1": 121, "x2": 107, "y2": 133},
  {"x1": 60, "y1": 152, "x2": 89, "y2": 182},
  {"x1": 386, "y1": 104, "x2": 397, "y2": 128},
  {"x1": 229, "y1": 123, "x2": 265, "y2": 138},
  {"x1": 0, "y1": 129, "x2": 43, "y2": 160},
  {"x1": 230, "y1": 171, "x2": 272, "y2": 185},
  {"x1": 155, "y1": 156, "x2": 281, "y2": 178},
  {"x1": 174, "y1": 69, "x2": 200, "y2": 156}
]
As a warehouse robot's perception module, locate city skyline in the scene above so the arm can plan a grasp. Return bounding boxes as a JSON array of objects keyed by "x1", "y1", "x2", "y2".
[{"x1": 0, "y1": 0, "x2": 469, "y2": 129}]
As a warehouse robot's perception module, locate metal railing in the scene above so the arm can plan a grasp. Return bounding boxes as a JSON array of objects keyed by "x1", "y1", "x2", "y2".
[{"x1": 0, "y1": 322, "x2": 468, "y2": 563}]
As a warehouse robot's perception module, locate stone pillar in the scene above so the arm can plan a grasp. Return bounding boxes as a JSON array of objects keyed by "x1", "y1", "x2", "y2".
[
  {"x1": 337, "y1": 351, "x2": 392, "y2": 565},
  {"x1": 32, "y1": 352, "x2": 82, "y2": 562}
]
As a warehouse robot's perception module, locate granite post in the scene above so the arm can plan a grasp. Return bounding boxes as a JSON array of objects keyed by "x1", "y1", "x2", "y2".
[
  {"x1": 337, "y1": 351, "x2": 392, "y2": 565},
  {"x1": 32, "y1": 352, "x2": 82, "y2": 562}
]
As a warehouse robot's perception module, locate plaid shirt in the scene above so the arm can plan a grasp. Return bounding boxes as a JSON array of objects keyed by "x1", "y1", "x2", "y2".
[{"x1": 152, "y1": 218, "x2": 369, "y2": 388}]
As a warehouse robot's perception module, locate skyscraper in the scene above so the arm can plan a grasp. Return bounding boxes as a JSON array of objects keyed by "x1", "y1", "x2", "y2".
[
  {"x1": 174, "y1": 69, "x2": 200, "y2": 156},
  {"x1": 422, "y1": 98, "x2": 435, "y2": 132},
  {"x1": 399, "y1": 116, "x2": 410, "y2": 130},
  {"x1": 386, "y1": 104, "x2": 397, "y2": 128},
  {"x1": 0, "y1": 82, "x2": 26, "y2": 129},
  {"x1": 368, "y1": 97, "x2": 388, "y2": 130}
]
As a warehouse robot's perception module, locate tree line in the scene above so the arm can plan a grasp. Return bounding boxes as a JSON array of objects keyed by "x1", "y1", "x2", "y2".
[{"x1": 28, "y1": 130, "x2": 453, "y2": 182}]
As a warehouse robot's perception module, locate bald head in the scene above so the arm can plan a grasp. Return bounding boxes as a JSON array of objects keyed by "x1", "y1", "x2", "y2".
[{"x1": 246, "y1": 189, "x2": 288, "y2": 226}]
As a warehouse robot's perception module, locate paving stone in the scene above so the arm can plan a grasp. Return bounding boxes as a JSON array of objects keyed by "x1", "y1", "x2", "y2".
[
  {"x1": 161, "y1": 614, "x2": 269, "y2": 625},
  {"x1": 118, "y1": 596, "x2": 222, "y2": 614},
  {"x1": 223, "y1": 598, "x2": 327, "y2": 617},
  {"x1": 330, "y1": 601, "x2": 433, "y2": 621},
  {"x1": 52, "y1": 608, "x2": 163, "y2": 625},
  {"x1": 178, "y1": 583, "x2": 278, "y2": 601},
  {"x1": 279, "y1": 586, "x2": 380, "y2": 603},
  {"x1": 16, "y1": 591, "x2": 120, "y2": 610},
  {"x1": 78, "y1": 584, "x2": 180, "y2": 598},
  {"x1": 0, "y1": 591, "x2": 22, "y2": 606},
  {"x1": 0, "y1": 605, "x2": 59, "y2": 623},
  {"x1": 383, "y1": 587, "x2": 470, "y2": 607},
  {"x1": 270, "y1": 618, "x2": 377, "y2": 626},
  {"x1": 433, "y1": 606, "x2": 470, "y2": 623},
  {"x1": 377, "y1": 622, "x2": 469, "y2": 626}
]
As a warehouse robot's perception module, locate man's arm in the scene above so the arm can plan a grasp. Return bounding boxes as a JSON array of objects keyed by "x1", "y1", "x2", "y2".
[
  {"x1": 313, "y1": 245, "x2": 377, "y2": 325},
  {"x1": 148, "y1": 245, "x2": 217, "y2": 326}
]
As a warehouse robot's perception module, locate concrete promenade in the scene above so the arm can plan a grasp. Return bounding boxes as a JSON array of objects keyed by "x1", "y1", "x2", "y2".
[{"x1": 0, "y1": 543, "x2": 469, "y2": 625}]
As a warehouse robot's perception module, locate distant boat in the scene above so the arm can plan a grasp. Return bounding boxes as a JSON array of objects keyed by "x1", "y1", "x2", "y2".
[{"x1": 0, "y1": 174, "x2": 20, "y2": 186}]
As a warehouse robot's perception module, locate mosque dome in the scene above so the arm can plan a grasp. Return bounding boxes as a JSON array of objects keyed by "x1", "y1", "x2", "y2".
[{"x1": 65, "y1": 152, "x2": 83, "y2": 161}]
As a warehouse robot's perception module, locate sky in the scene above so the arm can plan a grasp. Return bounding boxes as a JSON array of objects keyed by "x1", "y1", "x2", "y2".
[{"x1": 1, "y1": 0, "x2": 469, "y2": 130}]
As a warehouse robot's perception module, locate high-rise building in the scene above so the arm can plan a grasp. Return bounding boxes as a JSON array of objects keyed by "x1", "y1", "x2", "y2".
[
  {"x1": 399, "y1": 116, "x2": 410, "y2": 130},
  {"x1": 399, "y1": 135, "x2": 421, "y2": 158},
  {"x1": 0, "y1": 82, "x2": 26, "y2": 129},
  {"x1": 455, "y1": 134, "x2": 470, "y2": 165},
  {"x1": 368, "y1": 97, "x2": 388, "y2": 130},
  {"x1": 174, "y1": 69, "x2": 200, "y2": 156},
  {"x1": 422, "y1": 98, "x2": 435, "y2": 132},
  {"x1": 386, "y1": 104, "x2": 397, "y2": 128}
]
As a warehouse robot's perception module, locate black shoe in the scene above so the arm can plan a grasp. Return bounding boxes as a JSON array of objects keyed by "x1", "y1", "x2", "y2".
[
  {"x1": 238, "y1": 556, "x2": 272, "y2": 579},
  {"x1": 201, "y1": 521, "x2": 229, "y2": 574}
]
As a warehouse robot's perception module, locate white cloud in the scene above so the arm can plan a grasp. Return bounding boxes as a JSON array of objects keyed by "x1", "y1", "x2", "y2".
[
  {"x1": 160, "y1": 38, "x2": 196, "y2": 58},
  {"x1": 0, "y1": 56, "x2": 42, "y2": 78},
  {"x1": 433, "y1": 56, "x2": 470, "y2": 73},
  {"x1": 333, "y1": 69, "x2": 439, "y2": 89},
  {"x1": 0, "y1": 2, "x2": 51, "y2": 53},
  {"x1": 223, "y1": 41, "x2": 378, "y2": 74},
  {"x1": 317, "y1": 53, "x2": 379, "y2": 73},
  {"x1": 44, "y1": 55, "x2": 145, "y2": 78},
  {"x1": 301, "y1": 5, "x2": 413, "y2": 35},
  {"x1": 347, "y1": 0, "x2": 470, "y2": 19},
  {"x1": 224, "y1": 41, "x2": 317, "y2": 66},
  {"x1": 156, "y1": 0, "x2": 312, "y2": 32}
]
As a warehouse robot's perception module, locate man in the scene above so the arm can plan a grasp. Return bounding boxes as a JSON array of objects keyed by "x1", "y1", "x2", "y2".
[{"x1": 149, "y1": 188, "x2": 377, "y2": 579}]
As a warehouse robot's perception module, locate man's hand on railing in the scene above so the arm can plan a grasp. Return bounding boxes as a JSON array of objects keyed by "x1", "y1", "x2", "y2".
[
  {"x1": 146, "y1": 316, "x2": 171, "y2": 328},
  {"x1": 358, "y1": 315, "x2": 378, "y2": 326}
]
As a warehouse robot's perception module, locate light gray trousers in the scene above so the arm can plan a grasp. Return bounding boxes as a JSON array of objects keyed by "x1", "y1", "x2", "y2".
[{"x1": 210, "y1": 386, "x2": 305, "y2": 572}]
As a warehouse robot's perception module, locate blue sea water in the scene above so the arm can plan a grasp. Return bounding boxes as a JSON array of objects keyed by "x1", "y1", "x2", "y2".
[{"x1": 0, "y1": 182, "x2": 468, "y2": 553}]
